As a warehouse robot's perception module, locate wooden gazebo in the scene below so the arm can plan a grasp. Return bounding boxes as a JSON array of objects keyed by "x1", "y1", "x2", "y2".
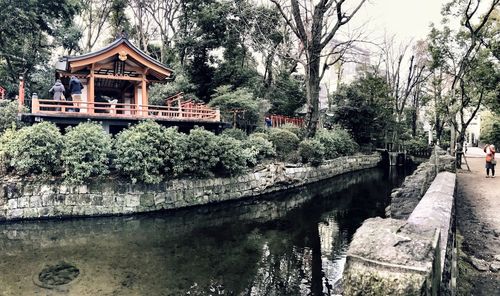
[{"x1": 19, "y1": 37, "x2": 221, "y2": 133}]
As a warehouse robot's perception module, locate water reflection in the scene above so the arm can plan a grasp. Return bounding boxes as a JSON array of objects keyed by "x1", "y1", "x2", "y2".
[{"x1": 0, "y1": 166, "x2": 410, "y2": 296}]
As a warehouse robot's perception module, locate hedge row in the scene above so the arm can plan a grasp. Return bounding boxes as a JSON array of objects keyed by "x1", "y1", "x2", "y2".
[
  {"x1": 0, "y1": 122, "x2": 359, "y2": 184},
  {"x1": 254, "y1": 126, "x2": 359, "y2": 165},
  {"x1": 0, "y1": 122, "x2": 276, "y2": 184}
]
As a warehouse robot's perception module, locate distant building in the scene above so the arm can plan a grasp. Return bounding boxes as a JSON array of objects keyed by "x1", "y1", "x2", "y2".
[
  {"x1": 465, "y1": 110, "x2": 482, "y2": 146},
  {"x1": 320, "y1": 44, "x2": 371, "y2": 111}
]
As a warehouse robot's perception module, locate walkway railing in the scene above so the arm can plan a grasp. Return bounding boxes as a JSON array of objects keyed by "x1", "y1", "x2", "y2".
[
  {"x1": 270, "y1": 115, "x2": 305, "y2": 128},
  {"x1": 31, "y1": 98, "x2": 220, "y2": 122}
]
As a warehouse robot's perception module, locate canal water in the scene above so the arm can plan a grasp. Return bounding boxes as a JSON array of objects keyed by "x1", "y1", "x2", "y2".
[{"x1": 0, "y1": 166, "x2": 412, "y2": 296}]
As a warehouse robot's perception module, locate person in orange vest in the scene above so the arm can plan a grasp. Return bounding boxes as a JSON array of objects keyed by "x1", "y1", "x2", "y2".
[{"x1": 484, "y1": 144, "x2": 496, "y2": 178}]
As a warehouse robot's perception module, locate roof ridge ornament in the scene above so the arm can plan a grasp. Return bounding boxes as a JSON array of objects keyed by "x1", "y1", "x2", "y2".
[
  {"x1": 116, "y1": 30, "x2": 128, "y2": 40},
  {"x1": 118, "y1": 51, "x2": 128, "y2": 61}
]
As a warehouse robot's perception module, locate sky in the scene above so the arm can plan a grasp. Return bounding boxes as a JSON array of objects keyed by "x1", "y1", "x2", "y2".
[{"x1": 351, "y1": 0, "x2": 448, "y2": 42}]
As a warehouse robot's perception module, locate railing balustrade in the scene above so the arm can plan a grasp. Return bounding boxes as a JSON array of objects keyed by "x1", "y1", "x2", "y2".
[
  {"x1": 270, "y1": 114, "x2": 305, "y2": 128},
  {"x1": 31, "y1": 98, "x2": 221, "y2": 122}
]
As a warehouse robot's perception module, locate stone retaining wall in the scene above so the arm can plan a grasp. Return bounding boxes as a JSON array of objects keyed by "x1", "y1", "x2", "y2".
[
  {"x1": 389, "y1": 147, "x2": 455, "y2": 219},
  {"x1": 0, "y1": 154, "x2": 381, "y2": 221},
  {"x1": 343, "y1": 172, "x2": 457, "y2": 296}
]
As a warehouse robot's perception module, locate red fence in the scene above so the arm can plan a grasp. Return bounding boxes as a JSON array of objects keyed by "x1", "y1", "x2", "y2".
[{"x1": 270, "y1": 115, "x2": 305, "y2": 128}]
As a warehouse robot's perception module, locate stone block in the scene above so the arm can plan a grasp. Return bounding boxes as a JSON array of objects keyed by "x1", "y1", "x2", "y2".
[
  {"x1": 101, "y1": 194, "x2": 113, "y2": 206},
  {"x1": 64, "y1": 194, "x2": 79, "y2": 206},
  {"x1": 125, "y1": 195, "x2": 140, "y2": 207},
  {"x1": 17, "y1": 197, "x2": 29, "y2": 208},
  {"x1": 7, "y1": 198, "x2": 17, "y2": 209},
  {"x1": 140, "y1": 193, "x2": 154, "y2": 208},
  {"x1": 91, "y1": 194, "x2": 104, "y2": 206},
  {"x1": 72, "y1": 206, "x2": 87, "y2": 216},
  {"x1": 23, "y1": 185, "x2": 35, "y2": 196},
  {"x1": 30, "y1": 196, "x2": 42, "y2": 208},
  {"x1": 78, "y1": 185, "x2": 89, "y2": 194},
  {"x1": 52, "y1": 206, "x2": 70, "y2": 217},
  {"x1": 38, "y1": 207, "x2": 53, "y2": 218},
  {"x1": 5, "y1": 184, "x2": 20, "y2": 200},
  {"x1": 7, "y1": 209, "x2": 24, "y2": 220},
  {"x1": 59, "y1": 185, "x2": 68, "y2": 194},
  {"x1": 52, "y1": 194, "x2": 66, "y2": 206},
  {"x1": 343, "y1": 217, "x2": 440, "y2": 296},
  {"x1": 23, "y1": 208, "x2": 39, "y2": 218},
  {"x1": 40, "y1": 185, "x2": 52, "y2": 194},
  {"x1": 41, "y1": 194, "x2": 54, "y2": 207},
  {"x1": 114, "y1": 195, "x2": 124, "y2": 206},
  {"x1": 154, "y1": 193, "x2": 166, "y2": 206},
  {"x1": 79, "y1": 194, "x2": 92, "y2": 206}
]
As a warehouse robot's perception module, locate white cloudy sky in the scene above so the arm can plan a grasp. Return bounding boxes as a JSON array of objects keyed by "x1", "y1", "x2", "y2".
[{"x1": 350, "y1": 0, "x2": 448, "y2": 42}]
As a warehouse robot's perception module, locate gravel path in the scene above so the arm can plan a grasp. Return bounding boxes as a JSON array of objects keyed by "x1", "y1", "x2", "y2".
[{"x1": 456, "y1": 147, "x2": 500, "y2": 295}]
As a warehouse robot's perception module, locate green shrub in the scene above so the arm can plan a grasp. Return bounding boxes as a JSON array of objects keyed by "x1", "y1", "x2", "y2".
[
  {"x1": 148, "y1": 69, "x2": 197, "y2": 105},
  {"x1": 249, "y1": 132, "x2": 269, "y2": 140},
  {"x1": 268, "y1": 128, "x2": 300, "y2": 159},
  {"x1": 333, "y1": 128, "x2": 359, "y2": 156},
  {"x1": 0, "y1": 128, "x2": 17, "y2": 174},
  {"x1": 163, "y1": 127, "x2": 187, "y2": 177},
  {"x1": 215, "y1": 136, "x2": 248, "y2": 175},
  {"x1": 253, "y1": 127, "x2": 269, "y2": 134},
  {"x1": 221, "y1": 128, "x2": 247, "y2": 141},
  {"x1": 181, "y1": 127, "x2": 220, "y2": 177},
  {"x1": 405, "y1": 138, "x2": 429, "y2": 155},
  {"x1": 9, "y1": 122, "x2": 63, "y2": 175},
  {"x1": 209, "y1": 87, "x2": 260, "y2": 128},
  {"x1": 62, "y1": 122, "x2": 113, "y2": 184},
  {"x1": 0, "y1": 100, "x2": 25, "y2": 133},
  {"x1": 315, "y1": 128, "x2": 358, "y2": 159},
  {"x1": 114, "y1": 121, "x2": 170, "y2": 184},
  {"x1": 299, "y1": 139, "x2": 325, "y2": 165},
  {"x1": 243, "y1": 135, "x2": 276, "y2": 164},
  {"x1": 280, "y1": 123, "x2": 305, "y2": 139}
]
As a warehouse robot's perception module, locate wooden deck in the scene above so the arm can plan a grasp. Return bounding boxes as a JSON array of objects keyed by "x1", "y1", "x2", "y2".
[{"x1": 31, "y1": 98, "x2": 220, "y2": 122}]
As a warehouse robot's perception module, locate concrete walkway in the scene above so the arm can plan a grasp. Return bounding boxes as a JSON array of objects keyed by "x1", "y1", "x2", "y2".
[
  {"x1": 456, "y1": 147, "x2": 500, "y2": 295},
  {"x1": 463, "y1": 147, "x2": 500, "y2": 229}
]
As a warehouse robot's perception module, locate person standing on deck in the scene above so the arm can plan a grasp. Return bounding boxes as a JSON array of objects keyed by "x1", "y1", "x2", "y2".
[
  {"x1": 69, "y1": 76, "x2": 84, "y2": 112},
  {"x1": 265, "y1": 116, "x2": 272, "y2": 128},
  {"x1": 49, "y1": 79, "x2": 65, "y2": 111},
  {"x1": 484, "y1": 144, "x2": 496, "y2": 178}
]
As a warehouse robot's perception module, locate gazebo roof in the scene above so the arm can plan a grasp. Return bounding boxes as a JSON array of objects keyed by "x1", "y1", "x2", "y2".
[{"x1": 56, "y1": 37, "x2": 174, "y2": 81}]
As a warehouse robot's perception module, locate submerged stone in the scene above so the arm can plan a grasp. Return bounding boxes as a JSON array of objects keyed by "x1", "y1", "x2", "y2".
[{"x1": 36, "y1": 261, "x2": 80, "y2": 288}]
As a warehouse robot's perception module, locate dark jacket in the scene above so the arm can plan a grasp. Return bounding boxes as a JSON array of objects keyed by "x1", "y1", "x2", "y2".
[
  {"x1": 49, "y1": 82, "x2": 65, "y2": 100},
  {"x1": 69, "y1": 77, "x2": 84, "y2": 94}
]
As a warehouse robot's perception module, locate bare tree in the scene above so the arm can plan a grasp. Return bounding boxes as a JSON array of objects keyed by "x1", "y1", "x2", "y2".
[
  {"x1": 142, "y1": 0, "x2": 181, "y2": 63},
  {"x1": 269, "y1": 0, "x2": 368, "y2": 137},
  {"x1": 381, "y1": 35, "x2": 427, "y2": 148},
  {"x1": 129, "y1": 0, "x2": 156, "y2": 51},
  {"x1": 79, "y1": 0, "x2": 114, "y2": 52}
]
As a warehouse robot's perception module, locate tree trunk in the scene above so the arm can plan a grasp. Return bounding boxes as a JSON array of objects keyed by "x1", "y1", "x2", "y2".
[
  {"x1": 450, "y1": 121, "x2": 456, "y2": 155},
  {"x1": 263, "y1": 51, "x2": 274, "y2": 88},
  {"x1": 304, "y1": 48, "x2": 321, "y2": 138}
]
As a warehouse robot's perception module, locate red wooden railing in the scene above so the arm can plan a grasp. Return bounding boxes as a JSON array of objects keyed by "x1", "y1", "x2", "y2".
[
  {"x1": 31, "y1": 98, "x2": 221, "y2": 122},
  {"x1": 270, "y1": 115, "x2": 305, "y2": 128}
]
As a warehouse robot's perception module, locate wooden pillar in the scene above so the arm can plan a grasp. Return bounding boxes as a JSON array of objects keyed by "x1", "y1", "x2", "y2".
[
  {"x1": 31, "y1": 97, "x2": 39, "y2": 113},
  {"x1": 88, "y1": 65, "x2": 95, "y2": 114},
  {"x1": 141, "y1": 74, "x2": 148, "y2": 116},
  {"x1": 133, "y1": 83, "x2": 138, "y2": 115},
  {"x1": 18, "y1": 77, "x2": 25, "y2": 112}
]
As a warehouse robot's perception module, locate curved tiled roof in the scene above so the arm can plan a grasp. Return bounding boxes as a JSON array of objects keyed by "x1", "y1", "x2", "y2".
[{"x1": 60, "y1": 37, "x2": 174, "y2": 77}]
